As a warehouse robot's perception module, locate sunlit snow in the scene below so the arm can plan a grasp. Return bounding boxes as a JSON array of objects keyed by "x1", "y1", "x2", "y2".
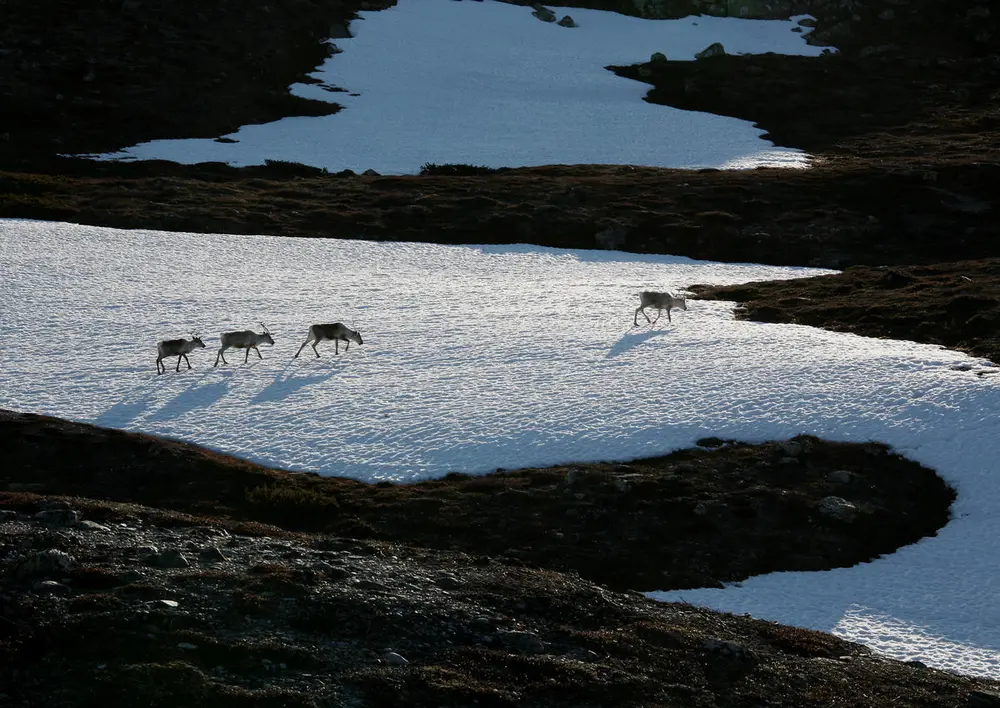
[
  {"x1": 90, "y1": 0, "x2": 826, "y2": 172},
  {"x1": 3, "y1": 218, "x2": 1000, "y2": 679}
]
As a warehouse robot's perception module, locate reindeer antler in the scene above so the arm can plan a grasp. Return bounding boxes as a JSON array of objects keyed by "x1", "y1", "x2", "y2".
[{"x1": 260, "y1": 321, "x2": 270, "y2": 335}]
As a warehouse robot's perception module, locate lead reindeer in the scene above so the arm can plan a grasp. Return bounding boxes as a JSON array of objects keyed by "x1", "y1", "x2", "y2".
[
  {"x1": 634, "y1": 291, "x2": 687, "y2": 326},
  {"x1": 294, "y1": 323, "x2": 363, "y2": 358},
  {"x1": 214, "y1": 323, "x2": 275, "y2": 366},
  {"x1": 156, "y1": 334, "x2": 206, "y2": 375}
]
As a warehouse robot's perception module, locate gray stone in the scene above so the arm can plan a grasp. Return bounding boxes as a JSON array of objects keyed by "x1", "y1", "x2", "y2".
[
  {"x1": 0, "y1": 510, "x2": 17, "y2": 523},
  {"x1": 531, "y1": 4, "x2": 556, "y2": 22},
  {"x1": 780, "y1": 440, "x2": 803, "y2": 457},
  {"x1": 34, "y1": 580, "x2": 70, "y2": 594},
  {"x1": 816, "y1": 496, "x2": 857, "y2": 523},
  {"x1": 703, "y1": 638, "x2": 758, "y2": 664},
  {"x1": 15, "y1": 549, "x2": 76, "y2": 579},
  {"x1": 362, "y1": 168, "x2": 380, "y2": 176},
  {"x1": 695, "y1": 42, "x2": 726, "y2": 60},
  {"x1": 383, "y1": 651, "x2": 409, "y2": 666},
  {"x1": 146, "y1": 549, "x2": 191, "y2": 569},
  {"x1": 557, "y1": 15, "x2": 577, "y2": 27},
  {"x1": 199, "y1": 546, "x2": 228, "y2": 562},
  {"x1": 827, "y1": 469, "x2": 853, "y2": 484},
  {"x1": 650, "y1": 51, "x2": 668, "y2": 63},
  {"x1": 76, "y1": 520, "x2": 111, "y2": 532},
  {"x1": 34, "y1": 508, "x2": 79, "y2": 525},
  {"x1": 499, "y1": 630, "x2": 546, "y2": 654}
]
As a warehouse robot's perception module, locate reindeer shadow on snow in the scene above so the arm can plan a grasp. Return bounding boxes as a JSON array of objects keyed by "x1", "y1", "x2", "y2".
[
  {"x1": 251, "y1": 362, "x2": 342, "y2": 405},
  {"x1": 146, "y1": 373, "x2": 233, "y2": 422},
  {"x1": 607, "y1": 328, "x2": 670, "y2": 358}
]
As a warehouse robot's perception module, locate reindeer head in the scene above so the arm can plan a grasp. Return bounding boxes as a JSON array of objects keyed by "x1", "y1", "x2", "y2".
[
  {"x1": 190, "y1": 332, "x2": 206, "y2": 348},
  {"x1": 260, "y1": 323, "x2": 275, "y2": 346},
  {"x1": 677, "y1": 299, "x2": 688, "y2": 311}
]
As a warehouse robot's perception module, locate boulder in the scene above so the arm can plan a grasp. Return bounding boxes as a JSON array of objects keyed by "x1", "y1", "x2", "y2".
[{"x1": 695, "y1": 42, "x2": 726, "y2": 60}]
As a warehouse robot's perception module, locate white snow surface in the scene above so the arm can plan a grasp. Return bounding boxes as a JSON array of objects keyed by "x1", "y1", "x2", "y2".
[
  {"x1": 3, "y1": 218, "x2": 1000, "y2": 679},
  {"x1": 91, "y1": 0, "x2": 826, "y2": 173}
]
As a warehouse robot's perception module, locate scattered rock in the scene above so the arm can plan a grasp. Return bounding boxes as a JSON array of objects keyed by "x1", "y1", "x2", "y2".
[
  {"x1": 557, "y1": 15, "x2": 577, "y2": 27},
  {"x1": 77, "y1": 520, "x2": 112, "y2": 532},
  {"x1": 695, "y1": 42, "x2": 726, "y2": 60},
  {"x1": 15, "y1": 549, "x2": 76, "y2": 579},
  {"x1": 0, "y1": 510, "x2": 17, "y2": 523},
  {"x1": 34, "y1": 508, "x2": 79, "y2": 525},
  {"x1": 703, "y1": 638, "x2": 757, "y2": 664},
  {"x1": 780, "y1": 441, "x2": 803, "y2": 458},
  {"x1": 499, "y1": 630, "x2": 546, "y2": 654},
  {"x1": 827, "y1": 469, "x2": 854, "y2": 484},
  {"x1": 383, "y1": 651, "x2": 409, "y2": 666},
  {"x1": 361, "y1": 168, "x2": 380, "y2": 176},
  {"x1": 650, "y1": 51, "x2": 668, "y2": 64},
  {"x1": 199, "y1": 546, "x2": 228, "y2": 562},
  {"x1": 34, "y1": 580, "x2": 70, "y2": 594},
  {"x1": 146, "y1": 549, "x2": 191, "y2": 569},
  {"x1": 531, "y1": 4, "x2": 556, "y2": 22},
  {"x1": 816, "y1": 496, "x2": 858, "y2": 523}
]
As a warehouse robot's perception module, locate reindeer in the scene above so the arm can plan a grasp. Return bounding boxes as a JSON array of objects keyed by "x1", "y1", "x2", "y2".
[
  {"x1": 634, "y1": 291, "x2": 687, "y2": 326},
  {"x1": 156, "y1": 334, "x2": 206, "y2": 375},
  {"x1": 214, "y1": 323, "x2": 275, "y2": 366},
  {"x1": 294, "y1": 323, "x2": 363, "y2": 358}
]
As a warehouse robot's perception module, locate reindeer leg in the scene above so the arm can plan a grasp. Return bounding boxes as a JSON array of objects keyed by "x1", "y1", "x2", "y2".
[
  {"x1": 345, "y1": 341, "x2": 350, "y2": 352},
  {"x1": 650, "y1": 308, "x2": 661, "y2": 326},
  {"x1": 634, "y1": 306, "x2": 646, "y2": 327},
  {"x1": 214, "y1": 348, "x2": 225, "y2": 367},
  {"x1": 183, "y1": 353, "x2": 192, "y2": 370},
  {"x1": 312, "y1": 342, "x2": 321, "y2": 358},
  {"x1": 335, "y1": 339, "x2": 340, "y2": 355},
  {"x1": 244, "y1": 347, "x2": 251, "y2": 364},
  {"x1": 255, "y1": 345, "x2": 263, "y2": 360},
  {"x1": 294, "y1": 338, "x2": 311, "y2": 359},
  {"x1": 157, "y1": 357, "x2": 163, "y2": 375},
  {"x1": 175, "y1": 355, "x2": 182, "y2": 372},
  {"x1": 666, "y1": 308, "x2": 672, "y2": 324}
]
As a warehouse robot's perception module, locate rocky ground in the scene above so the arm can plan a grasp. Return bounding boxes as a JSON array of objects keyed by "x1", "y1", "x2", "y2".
[
  {"x1": 2, "y1": 0, "x2": 1000, "y2": 704},
  {"x1": 2, "y1": 410, "x2": 995, "y2": 708}
]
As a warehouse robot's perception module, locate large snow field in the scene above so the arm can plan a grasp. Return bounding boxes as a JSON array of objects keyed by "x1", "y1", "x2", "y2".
[
  {"x1": 3, "y1": 218, "x2": 1000, "y2": 678},
  {"x1": 90, "y1": 0, "x2": 827, "y2": 173}
]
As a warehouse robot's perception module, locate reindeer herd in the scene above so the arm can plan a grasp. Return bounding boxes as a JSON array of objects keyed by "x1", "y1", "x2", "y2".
[
  {"x1": 155, "y1": 322, "x2": 364, "y2": 375},
  {"x1": 154, "y1": 291, "x2": 687, "y2": 375}
]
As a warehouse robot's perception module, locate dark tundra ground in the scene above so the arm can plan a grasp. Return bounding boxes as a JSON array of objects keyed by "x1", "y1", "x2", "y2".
[{"x1": 2, "y1": 0, "x2": 1000, "y2": 705}]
